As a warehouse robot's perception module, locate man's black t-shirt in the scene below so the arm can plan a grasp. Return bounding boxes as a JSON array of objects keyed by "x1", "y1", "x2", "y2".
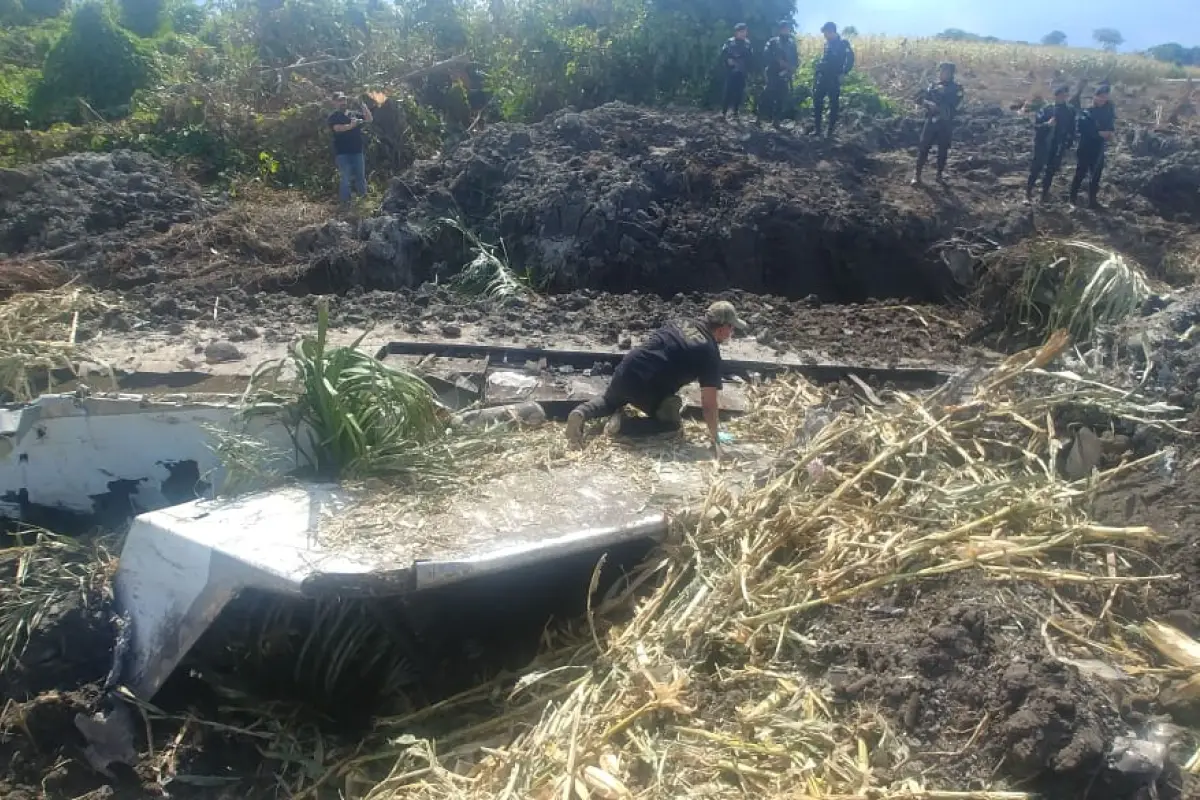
[
  {"x1": 612, "y1": 319, "x2": 722, "y2": 403},
  {"x1": 1077, "y1": 103, "x2": 1116, "y2": 149},
  {"x1": 328, "y1": 111, "x2": 364, "y2": 155}
]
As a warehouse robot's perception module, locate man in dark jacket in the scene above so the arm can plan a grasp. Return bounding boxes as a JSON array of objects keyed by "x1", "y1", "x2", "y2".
[
  {"x1": 758, "y1": 19, "x2": 799, "y2": 128},
  {"x1": 720, "y1": 24, "x2": 753, "y2": 120},
  {"x1": 812, "y1": 22, "x2": 855, "y2": 138},
  {"x1": 1026, "y1": 84, "x2": 1077, "y2": 204},
  {"x1": 911, "y1": 62, "x2": 964, "y2": 185},
  {"x1": 565, "y1": 301, "x2": 746, "y2": 452},
  {"x1": 1070, "y1": 84, "x2": 1116, "y2": 209},
  {"x1": 328, "y1": 91, "x2": 373, "y2": 204}
]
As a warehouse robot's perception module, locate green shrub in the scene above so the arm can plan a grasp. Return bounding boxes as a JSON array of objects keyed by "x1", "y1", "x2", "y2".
[
  {"x1": 18, "y1": 0, "x2": 69, "y2": 21},
  {"x1": 0, "y1": 66, "x2": 38, "y2": 128},
  {"x1": 119, "y1": 0, "x2": 166, "y2": 37},
  {"x1": 33, "y1": 2, "x2": 154, "y2": 124}
]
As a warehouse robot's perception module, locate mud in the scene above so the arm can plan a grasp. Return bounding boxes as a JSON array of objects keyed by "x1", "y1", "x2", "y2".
[
  {"x1": 86, "y1": 284, "x2": 982, "y2": 369},
  {"x1": 0, "y1": 151, "x2": 204, "y2": 264},
  {"x1": 805, "y1": 579, "x2": 1183, "y2": 798}
]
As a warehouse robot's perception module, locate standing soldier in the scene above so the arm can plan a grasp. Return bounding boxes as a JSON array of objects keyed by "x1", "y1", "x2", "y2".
[
  {"x1": 1025, "y1": 84, "x2": 1077, "y2": 204},
  {"x1": 1070, "y1": 84, "x2": 1116, "y2": 209},
  {"x1": 759, "y1": 19, "x2": 799, "y2": 128},
  {"x1": 812, "y1": 22, "x2": 855, "y2": 138},
  {"x1": 911, "y1": 62, "x2": 964, "y2": 185},
  {"x1": 720, "y1": 23, "x2": 753, "y2": 120}
]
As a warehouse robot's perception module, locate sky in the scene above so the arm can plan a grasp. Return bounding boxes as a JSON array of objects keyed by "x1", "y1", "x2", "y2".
[{"x1": 796, "y1": 0, "x2": 1199, "y2": 52}]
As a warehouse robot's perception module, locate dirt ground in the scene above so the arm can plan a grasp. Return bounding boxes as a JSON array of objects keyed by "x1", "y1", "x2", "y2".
[{"x1": 3, "y1": 81, "x2": 1200, "y2": 799}]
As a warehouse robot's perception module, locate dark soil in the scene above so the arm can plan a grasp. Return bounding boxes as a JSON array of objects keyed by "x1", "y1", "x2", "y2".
[
  {"x1": 48, "y1": 104, "x2": 1194, "y2": 306},
  {"x1": 91, "y1": 284, "x2": 983, "y2": 367},
  {"x1": 803, "y1": 578, "x2": 1185, "y2": 799},
  {"x1": 0, "y1": 152, "x2": 204, "y2": 262}
]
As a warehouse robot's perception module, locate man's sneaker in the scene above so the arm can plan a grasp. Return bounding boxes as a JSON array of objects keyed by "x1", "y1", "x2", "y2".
[
  {"x1": 655, "y1": 395, "x2": 684, "y2": 427},
  {"x1": 566, "y1": 409, "x2": 586, "y2": 448}
]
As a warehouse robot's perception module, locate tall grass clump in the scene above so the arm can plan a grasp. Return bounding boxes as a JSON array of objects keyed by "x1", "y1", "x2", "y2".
[
  {"x1": 241, "y1": 299, "x2": 454, "y2": 482},
  {"x1": 978, "y1": 239, "x2": 1153, "y2": 343}
]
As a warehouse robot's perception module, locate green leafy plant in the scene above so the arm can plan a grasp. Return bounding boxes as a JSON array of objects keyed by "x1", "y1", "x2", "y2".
[
  {"x1": 32, "y1": 2, "x2": 154, "y2": 123},
  {"x1": 241, "y1": 299, "x2": 454, "y2": 481},
  {"x1": 437, "y1": 216, "x2": 535, "y2": 300}
]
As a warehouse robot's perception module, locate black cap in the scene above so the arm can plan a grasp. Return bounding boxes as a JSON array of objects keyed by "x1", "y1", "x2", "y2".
[
  {"x1": 821, "y1": 21, "x2": 837, "y2": 33},
  {"x1": 734, "y1": 22, "x2": 748, "y2": 31},
  {"x1": 1054, "y1": 85, "x2": 1070, "y2": 95},
  {"x1": 1095, "y1": 84, "x2": 1111, "y2": 95},
  {"x1": 938, "y1": 61, "x2": 956, "y2": 72}
]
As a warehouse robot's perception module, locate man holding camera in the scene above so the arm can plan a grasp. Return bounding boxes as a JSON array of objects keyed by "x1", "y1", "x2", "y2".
[{"x1": 328, "y1": 92, "x2": 373, "y2": 204}]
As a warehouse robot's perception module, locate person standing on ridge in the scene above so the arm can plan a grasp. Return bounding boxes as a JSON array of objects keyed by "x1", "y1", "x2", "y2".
[
  {"x1": 721, "y1": 23, "x2": 753, "y2": 120},
  {"x1": 565, "y1": 301, "x2": 747, "y2": 455},
  {"x1": 911, "y1": 62, "x2": 964, "y2": 185},
  {"x1": 1025, "y1": 84, "x2": 1077, "y2": 204},
  {"x1": 328, "y1": 91, "x2": 373, "y2": 205},
  {"x1": 812, "y1": 22, "x2": 855, "y2": 138},
  {"x1": 1070, "y1": 84, "x2": 1116, "y2": 209},
  {"x1": 759, "y1": 19, "x2": 799, "y2": 128}
]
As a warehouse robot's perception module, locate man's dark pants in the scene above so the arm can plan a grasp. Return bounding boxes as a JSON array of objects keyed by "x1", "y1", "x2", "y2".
[
  {"x1": 572, "y1": 375, "x2": 682, "y2": 436},
  {"x1": 723, "y1": 71, "x2": 747, "y2": 117},
  {"x1": 812, "y1": 76, "x2": 841, "y2": 134},
  {"x1": 1027, "y1": 140, "x2": 1066, "y2": 199},
  {"x1": 759, "y1": 72, "x2": 791, "y2": 124},
  {"x1": 1070, "y1": 143, "x2": 1105, "y2": 204},
  {"x1": 916, "y1": 119, "x2": 953, "y2": 175}
]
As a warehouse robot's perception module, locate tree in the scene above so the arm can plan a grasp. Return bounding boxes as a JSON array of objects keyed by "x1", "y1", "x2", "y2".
[
  {"x1": 33, "y1": 2, "x2": 152, "y2": 122},
  {"x1": 1147, "y1": 42, "x2": 1200, "y2": 66},
  {"x1": 1041, "y1": 30, "x2": 1066, "y2": 46},
  {"x1": 842, "y1": 25, "x2": 858, "y2": 37},
  {"x1": 119, "y1": 0, "x2": 167, "y2": 37},
  {"x1": 1093, "y1": 28, "x2": 1123, "y2": 51}
]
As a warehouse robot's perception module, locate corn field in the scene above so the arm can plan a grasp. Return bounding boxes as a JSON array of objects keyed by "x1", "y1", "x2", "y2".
[{"x1": 797, "y1": 35, "x2": 1200, "y2": 86}]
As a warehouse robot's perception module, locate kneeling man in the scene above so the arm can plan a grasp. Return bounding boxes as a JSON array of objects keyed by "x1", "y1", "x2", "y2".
[{"x1": 566, "y1": 301, "x2": 746, "y2": 449}]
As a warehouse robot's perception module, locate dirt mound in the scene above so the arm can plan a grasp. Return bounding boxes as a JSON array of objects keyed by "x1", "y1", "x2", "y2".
[
  {"x1": 0, "y1": 151, "x2": 203, "y2": 263},
  {"x1": 382, "y1": 102, "x2": 957, "y2": 301},
  {"x1": 809, "y1": 580, "x2": 1184, "y2": 798}
]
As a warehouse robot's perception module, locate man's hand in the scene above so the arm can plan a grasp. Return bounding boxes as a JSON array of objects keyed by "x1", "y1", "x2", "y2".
[{"x1": 1048, "y1": 116, "x2": 1057, "y2": 126}]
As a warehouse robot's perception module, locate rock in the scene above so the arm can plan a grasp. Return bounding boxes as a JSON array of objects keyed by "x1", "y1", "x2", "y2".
[
  {"x1": 1105, "y1": 736, "x2": 1165, "y2": 785},
  {"x1": 204, "y1": 340, "x2": 243, "y2": 364},
  {"x1": 102, "y1": 310, "x2": 131, "y2": 332},
  {"x1": 239, "y1": 325, "x2": 260, "y2": 340},
  {"x1": 440, "y1": 323, "x2": 462, "y2": 338},
  {"x1": 617, "y1": 331, "x2": 633, "y2": 350},
  {"x1": 150, "y1": 297, "x2": 180, "y2": 317},
  {"x1": 166, "y1": 322, "x2": 185, "y2": 336}
]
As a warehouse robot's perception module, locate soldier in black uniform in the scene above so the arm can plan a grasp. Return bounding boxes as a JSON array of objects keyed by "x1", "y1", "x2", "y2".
[
  {"x1": 812, "y1": 22, "x2": 855, "y2": 138},
  {"x1": 911, "y1": 62, "x2": 964, "y2": 185},
  {"x1": 1070, "y1": 84, "x2": 1116, "y2": 209},
  {"x1": 1025, "y1": 84, "x2": 1077, "y2": 204},
  {"x1": 758, "y1": 19, "x2": 799, "y2": 128},
  {"x1": 565, "y1": 302, "x2": 746, "y2": 452},
  {"x1": 720, "y1": 23, "x2": 753, "y2": 120}
]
